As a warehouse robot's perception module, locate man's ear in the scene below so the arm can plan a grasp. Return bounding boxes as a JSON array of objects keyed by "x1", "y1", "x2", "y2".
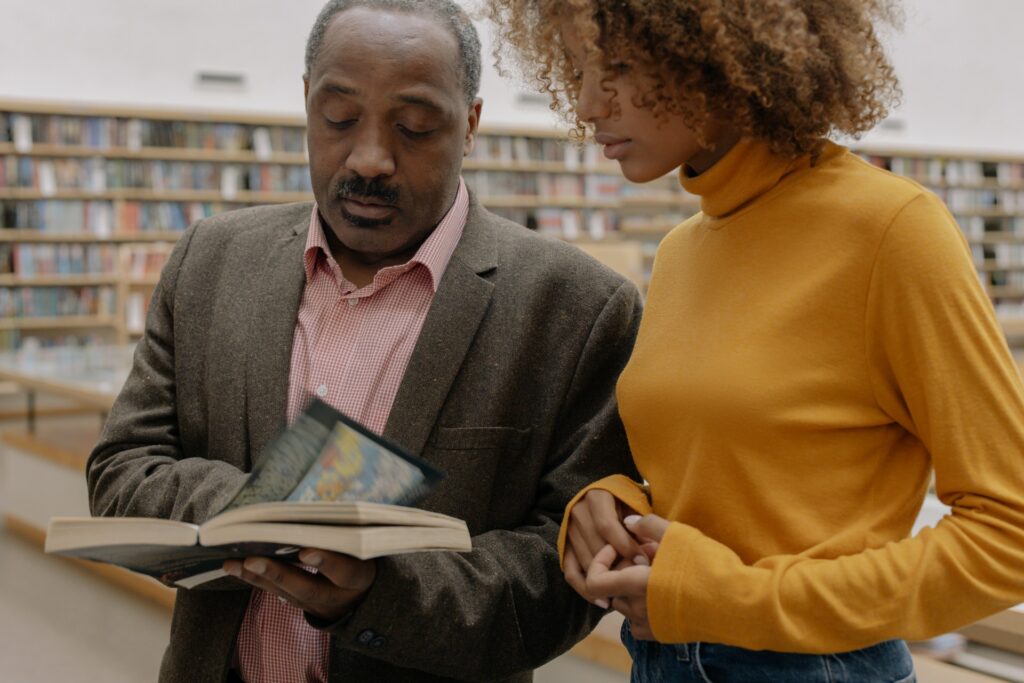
[
  {"x1": 464, "y1": 98, "x2": 483, "y2": 157},
  {"x1": 303, "y1": 76, "x2": 310, "y2": 112}
]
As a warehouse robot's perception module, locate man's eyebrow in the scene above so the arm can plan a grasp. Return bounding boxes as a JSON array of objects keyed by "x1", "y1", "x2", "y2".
[
  {"x1": 321, "y1": 82, "x2": 447, "y2": 114},
  {"x1": 324, "y1": 84, "x2": 357, "y2": 97},
  {"x1": 394, "y1": 94, "x2": 447, "y2": 113}
]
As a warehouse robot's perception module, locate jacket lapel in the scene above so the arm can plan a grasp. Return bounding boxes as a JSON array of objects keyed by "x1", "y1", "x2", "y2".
[
  {"x1": 384, "y1": 200, "x2": 498, "y2": 456},
  {"x1": 244, "y1": 215, "x2": 309, "y2": 467}
]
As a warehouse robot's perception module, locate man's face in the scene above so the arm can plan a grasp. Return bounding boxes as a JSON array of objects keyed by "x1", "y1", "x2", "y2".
[{"x1": 304, "y1": 7, "x2": 480, "y2": 263}]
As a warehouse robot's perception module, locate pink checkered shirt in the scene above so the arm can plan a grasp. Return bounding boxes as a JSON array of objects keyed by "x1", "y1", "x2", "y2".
[{"x1": 235, "y1": 179, "x2": 469, "y2": 683}]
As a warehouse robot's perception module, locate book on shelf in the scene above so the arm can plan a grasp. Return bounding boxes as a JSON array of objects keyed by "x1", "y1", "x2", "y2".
[{"x1": 45, "y1": 399, "x2": 470, "y2": 588}]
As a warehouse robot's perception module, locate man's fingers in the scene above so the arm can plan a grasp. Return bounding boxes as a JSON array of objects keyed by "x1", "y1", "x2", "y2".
[
  {"x1": 298, "y1": 549, "x2": 375, "y2": 594},
  {"x1": 227, "y1": 557, "x2": 311, "y2": 605},
  {"x1": 624, "y1": 513, "x2": 671, "y2": 543}
]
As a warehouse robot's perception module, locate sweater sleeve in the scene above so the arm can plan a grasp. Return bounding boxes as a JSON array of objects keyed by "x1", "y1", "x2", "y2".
[
  {"x1": 646, "y1": 192, "x2": 1024, "y2": 652},
  {"x1": 557, "y1": 475, "x2": 653, "y2": 567}
]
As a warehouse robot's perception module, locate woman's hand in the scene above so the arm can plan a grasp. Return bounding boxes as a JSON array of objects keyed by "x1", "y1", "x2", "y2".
[
  {"x1": 585, "y1": 514, "x2": 671, "y2": 639},
  {"x1": 564, "y1": 489, "x2": 645, "y2": 605}
]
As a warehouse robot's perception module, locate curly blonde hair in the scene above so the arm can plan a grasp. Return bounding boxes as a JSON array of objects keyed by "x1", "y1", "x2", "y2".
[{"x1": 482, "y1": 0, "x2": 903, "y2": 157}]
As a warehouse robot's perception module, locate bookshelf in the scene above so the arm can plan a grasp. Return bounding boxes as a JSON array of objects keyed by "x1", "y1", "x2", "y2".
[
  {"x1": 3, "y1": 100, "x2": 1024, "y2": 350},
  {"x1": 858, "y1": 149, "x2": 1024, "y2": 344}
]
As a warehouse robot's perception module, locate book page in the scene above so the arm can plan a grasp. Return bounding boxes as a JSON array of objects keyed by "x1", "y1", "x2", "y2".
[{"x1": 201, "y1": 500, "x2": 466, "y2": 532}]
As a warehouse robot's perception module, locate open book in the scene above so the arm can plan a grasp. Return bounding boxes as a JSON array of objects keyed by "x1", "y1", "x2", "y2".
[
  {"x1": 45, "y1": 500, "x2": 471, "y2": 588},
  {"x1": 45, "y1": 399, "x2": 469, "y2": 588}
]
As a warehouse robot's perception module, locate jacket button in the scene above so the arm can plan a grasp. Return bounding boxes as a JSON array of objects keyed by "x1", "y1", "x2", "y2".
[
  {"x1": 356, "y1": 629, "x2": 375, "y2": 645},
  {"x1": 369, "y1": 636, "x2": 387, "y2": 649}
]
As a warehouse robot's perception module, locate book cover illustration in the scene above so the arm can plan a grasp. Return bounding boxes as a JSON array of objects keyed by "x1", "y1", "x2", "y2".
[
  {"x1": 222, "y1": 399, "x2": 441, "y2": 511},
  {"x1": 288, "y1": 417, "x2": 440, "y2": 506}
]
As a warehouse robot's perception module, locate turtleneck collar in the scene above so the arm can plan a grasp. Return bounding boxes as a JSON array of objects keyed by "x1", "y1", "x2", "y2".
[{"x1": 681, "y1": 138, "x2": 809, "y2": 219}]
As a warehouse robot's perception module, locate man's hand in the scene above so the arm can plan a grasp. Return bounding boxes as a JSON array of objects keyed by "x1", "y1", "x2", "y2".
[
  {"x1": 224, "y1": 549, "x2": 376, "y2": 622},
  {"x1": 585, "y1": 514, "x2": 670, "y2": 640}
]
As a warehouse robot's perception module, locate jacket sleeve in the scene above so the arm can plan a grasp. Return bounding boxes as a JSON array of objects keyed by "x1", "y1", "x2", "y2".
[
  {"x1": 86, "y1": 221, "x2": 247, "y2": 525},
  {"x1": 314, "y1": 280, "x2": 644, "y2": 680},
  {"x1": 645, "y1": 194, "x2": 1024, "y2": 652}
]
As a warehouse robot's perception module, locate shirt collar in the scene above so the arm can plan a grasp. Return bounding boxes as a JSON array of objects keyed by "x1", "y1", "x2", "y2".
[{"x1": 303, "y1": 177, "x2": 469, "y2": 292}]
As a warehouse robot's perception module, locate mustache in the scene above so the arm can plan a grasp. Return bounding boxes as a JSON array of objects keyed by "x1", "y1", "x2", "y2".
[{"x1": 333, "y1": 176, "x2": 401, "y2": 205}]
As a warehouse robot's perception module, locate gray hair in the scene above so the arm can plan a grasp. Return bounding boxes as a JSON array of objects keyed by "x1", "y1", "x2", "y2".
[{"x1": 304, "y1": 0, "x2": 482, "y2": 104}]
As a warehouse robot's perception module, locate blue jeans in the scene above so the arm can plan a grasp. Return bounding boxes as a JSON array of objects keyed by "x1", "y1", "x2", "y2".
[{"x1": 620, "y1": 620, "x2": 916, "y2": 683}]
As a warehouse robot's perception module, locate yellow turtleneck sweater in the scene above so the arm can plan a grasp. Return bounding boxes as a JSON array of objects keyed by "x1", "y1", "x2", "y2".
[{"x1": 562, "y1": 139, "x2": 1024, "y2": 653}]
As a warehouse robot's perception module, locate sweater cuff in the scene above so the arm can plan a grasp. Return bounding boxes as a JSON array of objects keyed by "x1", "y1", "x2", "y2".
[
  {"x1": 647, "y1": 522, "x2": 752, "y2": 645},
  {"x1": 557, "y1": 475, "x2": 653, "y2": 568}
]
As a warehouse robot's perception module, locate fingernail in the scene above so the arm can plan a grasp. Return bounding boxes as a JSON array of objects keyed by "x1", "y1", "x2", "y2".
[
  {"x1": 247, "y1": 559, "x2": 267, "y2": 575},
  {"x1": 624, "y1": 515, "x2": 641, "y2": 526},
  {"x1": 303, "y1": 552, "x2": 323, "y2": 568},
  {"x1": 594, "y1": 599, "x2": 609, "y2": 609},
  {"x1": 633, "y1": 555, "x2": 650, "y2": 566}
]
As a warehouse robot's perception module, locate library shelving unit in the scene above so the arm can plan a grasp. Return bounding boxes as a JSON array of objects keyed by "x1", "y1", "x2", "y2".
[
  {"x1": 857, "y1": 148, "x2": 1024, "y2": 345},
  {"x1": 3, "y1": 99, "x2": 1024, "y2": 349},
  {"x1": 0, "y1": 99, "x2": 692, "y2": 350}
]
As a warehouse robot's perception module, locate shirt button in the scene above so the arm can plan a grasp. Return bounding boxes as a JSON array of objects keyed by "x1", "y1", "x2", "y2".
[
  {"x1": 369, "y1": 636, "x2": 387, "y2": 649},
  {"x1": 357, "y1": 629, "x2": 375, "y2": 645},
  {"x1": 315, "y1": 384, "x2": 328, "y2": 397},
  {"x1": 347, "y1": 298, "x2": 359, "y2": 307}
]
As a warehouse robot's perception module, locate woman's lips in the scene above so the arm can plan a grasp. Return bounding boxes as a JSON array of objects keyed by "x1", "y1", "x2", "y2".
[{"x1": 594, "y1": 132, "x2": 633, "y2": 160}]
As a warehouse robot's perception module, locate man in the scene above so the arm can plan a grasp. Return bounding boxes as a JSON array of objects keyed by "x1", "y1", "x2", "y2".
[{"x1": 87, "y1": 1, "x2": 641, "y2": 681}]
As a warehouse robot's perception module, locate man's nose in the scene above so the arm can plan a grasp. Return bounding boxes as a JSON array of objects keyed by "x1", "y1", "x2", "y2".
[{"x1": 345, "y1": 127, "x2": 396, "y2": 178}]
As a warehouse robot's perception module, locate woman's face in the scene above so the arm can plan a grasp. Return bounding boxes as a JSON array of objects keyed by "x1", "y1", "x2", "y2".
[{"x1": 561, "y1": 21, "x2": 735, "y2": 182}]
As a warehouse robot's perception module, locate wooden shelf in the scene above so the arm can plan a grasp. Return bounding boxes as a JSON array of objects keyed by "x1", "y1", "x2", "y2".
[
  {"x1": 967, "y1": 234, "x2": 1024, "y2": 245},
  {"x1": 0, "y1": 274, "x2": 118, "y2": 287},
  {"x1": 480, "y1": 195, "x2": 619, "y2": 210},
  {"x1": 0, "y1": 142, "x2": 308, "y2": 165},
  {"x1": 463, "y1": 158, "x2": 619, "y2": 175},
  {"x1": 988, "y1": 286, "x2": 1024, "y2": 299},
  {"x1": 620, "y1": 222, "x2": 676, "y2": 237},
  {"x1": 0, "y1": 146, "x2": 616, "y2": 176},
  {"x1": 0, "y1": 230, "x2": 182, "y2": 243},
  {"x1": 951, "y1": 208, "x2": 1019, "y2": 219},
  {"x1": 126, "y1": 275, "x2": 161, "y2": 286},
  {"x1": 855, "y1": 144, "x2": 1024, "y2": 165},
  {"x1": 0, "y1": 188, "x2": 312, "y2": 203},
  {"x1": 979, "y1": 261, "x2": 1024, "y2": 272},
  {"x1": 0, "y1": 315, "x2": 117, "y2": 331},
  {"x1": 620, "y1": 193, "x2": 698, "y2": 209},
  {"x1": 907, "y1": 176, "x2": 1024, "y2": 192},
  {"x1": 1000, "y1": 318, "x2": 1024, "y2": 338}
]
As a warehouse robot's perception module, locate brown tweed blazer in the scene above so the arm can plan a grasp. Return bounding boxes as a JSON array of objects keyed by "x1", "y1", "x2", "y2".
[{"x1": 87, "y1": 197, "x2": 642, "y2": 682}]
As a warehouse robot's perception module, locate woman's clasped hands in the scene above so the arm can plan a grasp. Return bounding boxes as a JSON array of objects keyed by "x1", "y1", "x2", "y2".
[{"x1": 563, "y1": 489, "x2": 670, "y2": 639}]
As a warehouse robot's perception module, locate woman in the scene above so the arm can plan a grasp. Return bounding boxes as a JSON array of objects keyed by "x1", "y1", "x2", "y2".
[{"x1": 484, "y1": 1, "x2": 1024, "y2": 681}]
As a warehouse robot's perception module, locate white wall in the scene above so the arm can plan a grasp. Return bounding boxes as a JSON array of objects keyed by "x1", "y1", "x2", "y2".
[{"x1": 0, "y1": 0, "x2": 1022, "y2": 152}]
